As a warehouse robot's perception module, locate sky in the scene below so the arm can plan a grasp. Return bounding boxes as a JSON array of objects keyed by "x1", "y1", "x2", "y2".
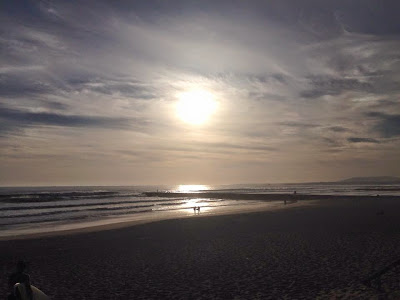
[{"x1": 1, "y1": 0, "x2": 400, "y2": 186}]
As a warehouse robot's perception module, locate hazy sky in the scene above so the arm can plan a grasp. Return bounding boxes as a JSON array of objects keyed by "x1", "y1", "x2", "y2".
[{"x1": 1, "y1": 0, "x2": 400, "y2": 186}]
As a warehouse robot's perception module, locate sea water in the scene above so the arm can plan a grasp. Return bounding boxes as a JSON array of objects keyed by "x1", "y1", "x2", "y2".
[{"x1": 1, "y1": 183, "x2": 399, "y2": 238}]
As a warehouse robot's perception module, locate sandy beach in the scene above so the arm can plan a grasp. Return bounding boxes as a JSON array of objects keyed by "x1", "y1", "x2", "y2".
[{"x1": 1, "y1": 197, "x2": 400, "y2": 299}]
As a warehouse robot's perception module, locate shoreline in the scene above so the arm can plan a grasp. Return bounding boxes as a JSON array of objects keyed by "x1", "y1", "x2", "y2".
[{"x1": 3, "y1": 193, "x2": 400, "y2": 241}]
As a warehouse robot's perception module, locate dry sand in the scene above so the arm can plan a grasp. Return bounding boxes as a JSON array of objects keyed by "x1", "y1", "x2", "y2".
[{"x1": 1, "y1": 197, "x2": 400, "y2": 299}]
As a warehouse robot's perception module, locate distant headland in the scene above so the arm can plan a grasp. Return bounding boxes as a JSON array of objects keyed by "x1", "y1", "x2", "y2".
[{"x1": 337, "y1": 176, "x2": 400, "y2": 184}]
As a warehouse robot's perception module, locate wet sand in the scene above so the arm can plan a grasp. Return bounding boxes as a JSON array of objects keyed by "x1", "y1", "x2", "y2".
[{"x1": 1, "y1": 197, "x2": 400, "y2": 299}]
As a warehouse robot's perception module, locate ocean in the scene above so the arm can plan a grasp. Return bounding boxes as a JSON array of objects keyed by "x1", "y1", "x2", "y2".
[{"x1": 1, "y1": 183, "x2": 400, "y2": 238}]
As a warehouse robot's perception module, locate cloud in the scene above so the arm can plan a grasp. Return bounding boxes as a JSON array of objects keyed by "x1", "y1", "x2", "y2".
[
  {"x1": 327, "y1": 126, "x2": 349, "y2": 132},
  {"x1": 0, "y1": 121, "x2": 22, "y2": 138},
  {"x1": 321, "y1": 137, "x2": 341, "y2": 147},
  {"x1": 335, "y1": 1, "x2": 400, "y2": 35},
  {"x1": 119, "y1": 141, "x2": 277, "y2": 161},
  {"x1": 347, "y1": 137, "x2": 380, "y2": 143},
  {"x1": 66, "y1": 77, "x2": 157, "y2": 100},
  {"x1": 182, "y1": 141, "x2": 278, "y2": 153},
  {"x1": 0, "y1": 73, "x2": 54, "y2": 98},
  {"x1": 0, "y1": 105, "x2": 135, "y2": 131},
  {"x1": 367, "y1": 112, "x2": 400, "y2": 138},
  {"x1": 279, "y1": 121, "x2": 318, "y2": 128},
  {"x1": 300, "y1": 76, "x2": 372, "y2": 99}
]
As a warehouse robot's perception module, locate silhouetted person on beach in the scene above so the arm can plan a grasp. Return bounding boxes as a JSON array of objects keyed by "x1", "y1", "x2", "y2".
[
  {"x1": 193, "y1": 206, "x2": 201, "y2": 214},
  {"x1": 8, "y1": 261, "x2": 33, "y2": 300}
]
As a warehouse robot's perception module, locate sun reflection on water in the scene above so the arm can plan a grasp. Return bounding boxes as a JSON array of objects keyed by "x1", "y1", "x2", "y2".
[
  {"x1": 182, "y1": 198, "x2": 213, "y2": 213},
  {"x1": 175, "y1": 185, "x2": 212, "y2": 213},
  {"x1": 177, "y1": 185, "x2": 209, "y2": 192}
]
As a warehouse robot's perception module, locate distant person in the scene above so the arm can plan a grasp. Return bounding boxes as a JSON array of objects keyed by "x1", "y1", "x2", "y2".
[
  {"x1": 193, "y1": 206, "x2": 201, "y2": 214},
  {"x1": 8, "y1": 261, "x2": 33, "y2": 300}
]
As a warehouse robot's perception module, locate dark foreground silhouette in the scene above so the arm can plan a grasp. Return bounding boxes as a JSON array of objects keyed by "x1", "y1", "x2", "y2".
[{"x1": 8, "y1": 261, "x2": 32, "y2": 300}]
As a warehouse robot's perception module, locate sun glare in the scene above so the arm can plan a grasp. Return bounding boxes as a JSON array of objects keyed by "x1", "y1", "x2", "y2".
[
  {"x1": 177, "y1": 185, "x2": 209, "y2": 192},
  {"x1": 176, "y1": 89, "x2": 217, "y2": 125}
]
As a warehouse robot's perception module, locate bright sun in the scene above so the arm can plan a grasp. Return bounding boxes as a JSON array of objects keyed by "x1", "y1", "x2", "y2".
[{"x1": 176, "y1": 89, "x2": 217, "y2": 125}]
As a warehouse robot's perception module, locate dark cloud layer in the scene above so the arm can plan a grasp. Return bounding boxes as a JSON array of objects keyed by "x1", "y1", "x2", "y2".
[
  {"x1": 0, "y1": 106, "x2": 132, "y2": 130},
  {"x1": 367, "y1": 112, "x2": 400, "y2": 138},
  {"x1": 0, "y1": 74, "x2": 54, "y2": 98},
  {"x1": 328, "y1": 126, "x2": 349, "y2": 133},
  {"x1": 347, "y1": 137, "x2": 380, "y2": 144}
]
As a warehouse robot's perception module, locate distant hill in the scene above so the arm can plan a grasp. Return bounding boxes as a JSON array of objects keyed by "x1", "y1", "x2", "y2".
[{"x1": 339, "y1": 176, "x2": 400, "y2": 184}]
